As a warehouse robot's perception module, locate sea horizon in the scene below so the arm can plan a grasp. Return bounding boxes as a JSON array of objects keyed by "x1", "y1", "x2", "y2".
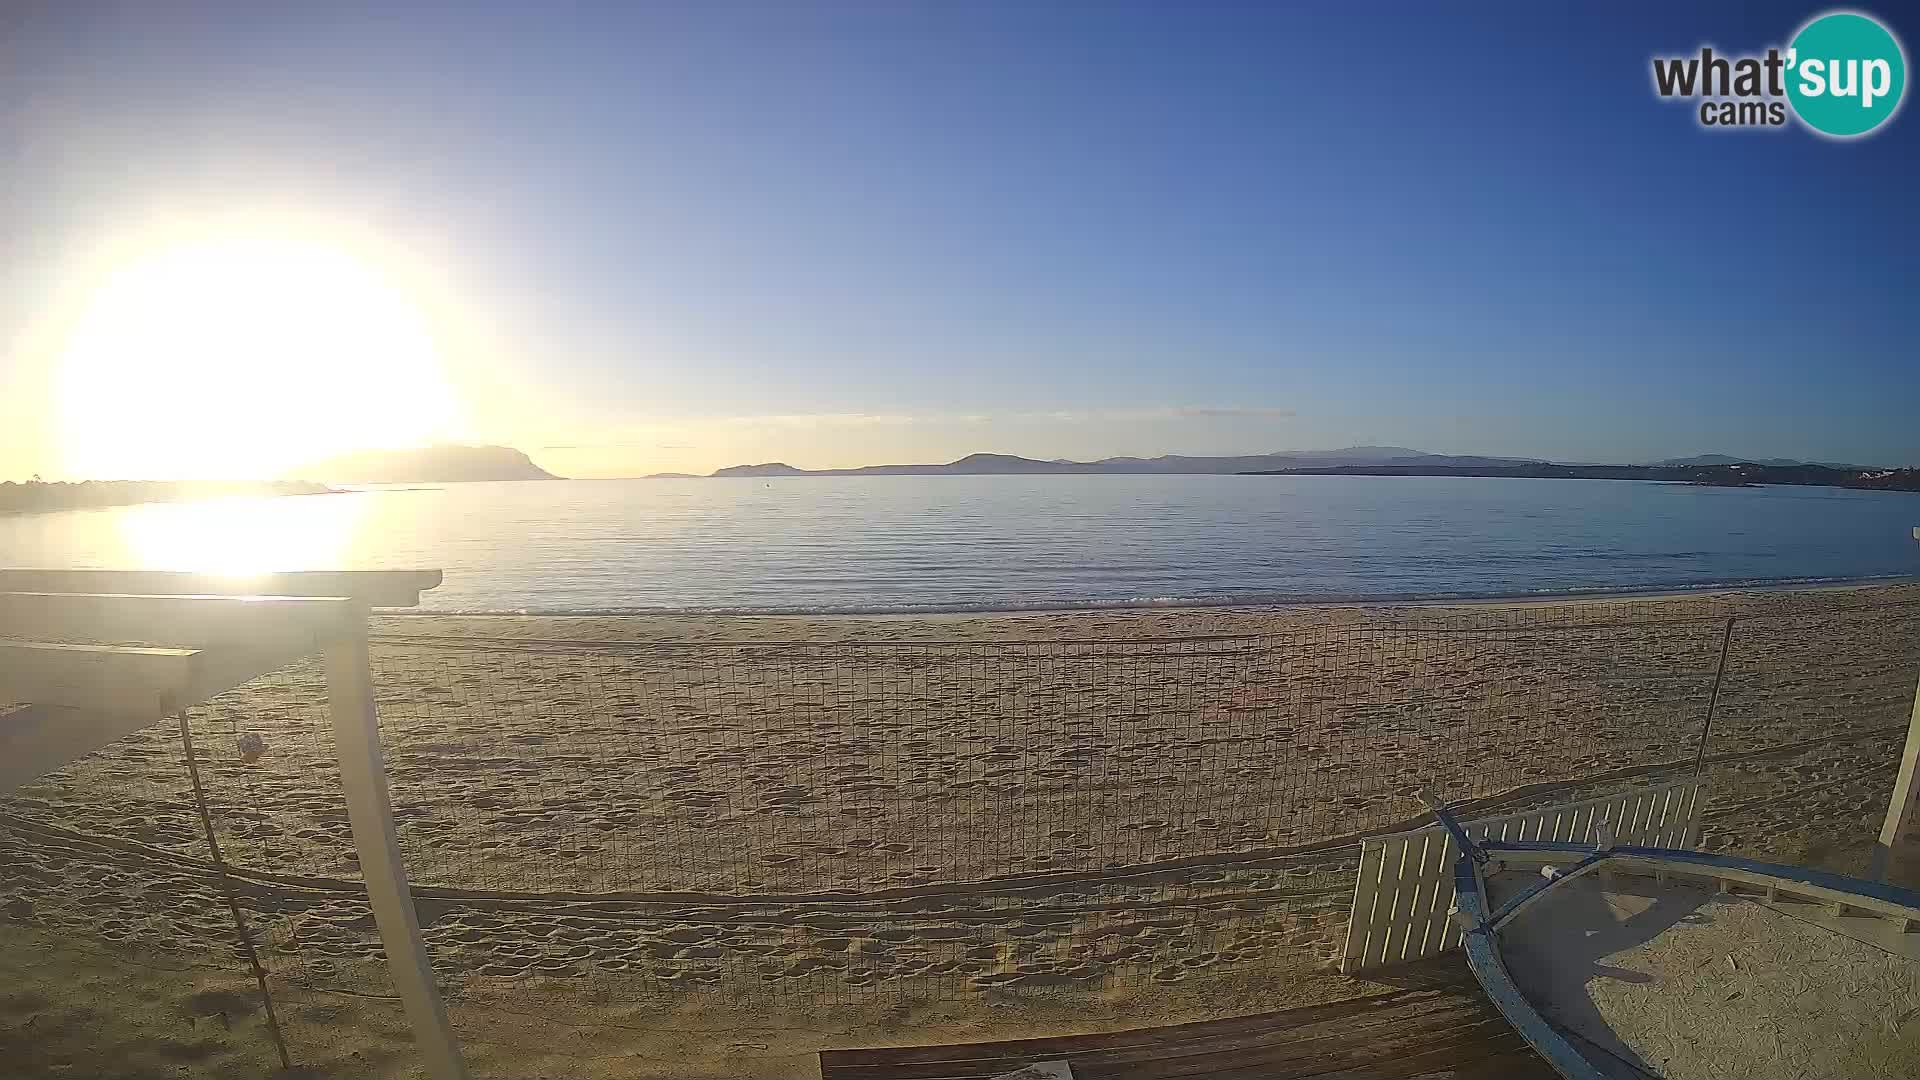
[{"x1": 4, "y1": 473, "x2": 1917, "y2": 615}]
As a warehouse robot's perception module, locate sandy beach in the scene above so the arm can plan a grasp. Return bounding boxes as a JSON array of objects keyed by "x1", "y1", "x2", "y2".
[{"x1": 4, "y1": 582, "x2": 1919, "y2": 1078}]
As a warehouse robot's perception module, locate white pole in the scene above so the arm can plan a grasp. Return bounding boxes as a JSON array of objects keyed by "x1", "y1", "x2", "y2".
[
  {"x1": 1872, "y1": 527, "x2": 1920, "y2": 881},
  {"x1": 1877, "y1": 653, "x2": 1920, "y2": 881},
  {"x1": 326, "y1": 614, "x2": 468, "y2": 1080}
]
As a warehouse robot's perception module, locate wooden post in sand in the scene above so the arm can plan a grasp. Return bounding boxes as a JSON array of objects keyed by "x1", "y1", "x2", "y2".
[{"x1": 326, "y1": 612, "x2": 469, "y2": 1080}]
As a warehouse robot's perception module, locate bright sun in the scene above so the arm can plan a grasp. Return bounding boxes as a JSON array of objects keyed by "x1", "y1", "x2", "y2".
[{"x1": 57, "y1": 233, "x2": 461, "y2": 480}]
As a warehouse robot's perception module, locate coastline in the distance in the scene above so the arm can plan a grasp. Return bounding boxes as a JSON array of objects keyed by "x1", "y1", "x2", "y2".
[
  {"x1": 643, "y1": 446, "x2": 1920, "y2": 494},
  {"x1": 0, "y1": 478, "x2": 337, "y2": 515}
]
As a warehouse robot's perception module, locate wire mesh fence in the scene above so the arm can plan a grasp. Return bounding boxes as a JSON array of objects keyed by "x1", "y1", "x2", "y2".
[
  {"x1": 354, "y1": 596, "x2": 1919, "y2": 1010},
  {"x1": 0, "y1": 656, "x2": 376, "y2": 1076},
  {"x1": 362, "y1": 618, "x2": 1740, "y2": 894},
  {"x1": 2, "y1": 588, "x2": 1918, "y2": 1069}
]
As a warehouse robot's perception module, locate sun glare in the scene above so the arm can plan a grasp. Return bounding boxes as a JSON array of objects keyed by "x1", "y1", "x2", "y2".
[
  {"x1": 56, "y1": 232, "x2": 462, "y2": 480},
  {"x1": 115, "y1": 492, "x2": 368, "y2": 575}
]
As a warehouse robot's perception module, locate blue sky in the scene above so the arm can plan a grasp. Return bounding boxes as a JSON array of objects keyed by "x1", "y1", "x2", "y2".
[{"x1": 2, "y1": 1, "x2": 1915, "y2": 478}]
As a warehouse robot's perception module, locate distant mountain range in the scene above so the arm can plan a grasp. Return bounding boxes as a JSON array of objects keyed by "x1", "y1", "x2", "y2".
[
  {"x1": 679, "y1": 447, "x2": 1546, "y2": 479},
  {"x1": 291, "y1": 444, "x2": 561, "y2": 484},
  {"x1": 656, "y1": 448, "x2": 1891, "y2": 479},
  {"x1": 635, "y1": 447, "x2": 1913, "y2": 493},
  {"x1": 1247, "y1": 461, "x2": 1920, "y2": 493},
  {"x1": 254, "y1": 442, "x2": 1898, "y2": 486},
  {"x1": 1649, "y1": 454, "x2": 1867, "y2": 469},
  {"x1": 14, "y1": 445, "x2": 1899, "y2": 499}
]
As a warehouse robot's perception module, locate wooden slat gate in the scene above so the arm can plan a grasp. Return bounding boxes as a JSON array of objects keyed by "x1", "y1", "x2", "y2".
[{"x1": 1340, "y1": 781, "x2": 1704, "y2": 974}]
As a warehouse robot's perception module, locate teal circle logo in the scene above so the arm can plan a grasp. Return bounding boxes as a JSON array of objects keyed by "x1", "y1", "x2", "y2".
[{"x1": 1787, "y1": 11, "x2": 1907, "y2": 137}]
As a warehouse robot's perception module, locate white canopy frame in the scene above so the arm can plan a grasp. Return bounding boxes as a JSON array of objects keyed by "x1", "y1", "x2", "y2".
[
  {"x1": 1878, "y1": 671, "x2": 1920, "y2": 877},
  {"x1": 0, "y1": 568, "x2": 466, "y2": 1080}
]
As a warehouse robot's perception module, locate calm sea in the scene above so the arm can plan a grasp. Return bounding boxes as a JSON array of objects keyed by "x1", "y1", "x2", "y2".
[{"x1": 2, "y1": 475, "x2": 1917, "y2": 612}]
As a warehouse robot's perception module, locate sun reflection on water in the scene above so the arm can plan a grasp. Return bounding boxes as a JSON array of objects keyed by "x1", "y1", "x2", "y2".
[{"x1": 115, "y1": 493, "x2": 368, "y2": 576}]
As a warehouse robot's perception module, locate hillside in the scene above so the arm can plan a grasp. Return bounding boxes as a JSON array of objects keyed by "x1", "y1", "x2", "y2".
[
  {"x1": 1652, "y1": 454, "x2": 1868, "y2": 469},
  {"x1": 291, "y1": 445, "x2": 561, "y2": 484},
  {"x1": 699, "y1": 448, "x2": 1542, "y2": 478},
  {"x1": 1245, "y1": 462, "x2": 1920, "y2": 492}
]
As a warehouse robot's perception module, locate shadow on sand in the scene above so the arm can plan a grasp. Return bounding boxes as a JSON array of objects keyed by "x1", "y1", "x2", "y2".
[{"x1": 1491, "y1": 872, "x2": 1714, "y2": 1079}]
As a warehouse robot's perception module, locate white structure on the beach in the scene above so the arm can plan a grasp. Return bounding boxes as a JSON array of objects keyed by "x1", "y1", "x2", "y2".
[
  {"x1": 1341, "y1": 781, "x2": 1705, "y2": 974},
  {"x1": 0, "y1": 568, "x2": 467, "y2": 1080},
  {"x1": 1884, "y1": 526, "x2": 1920, "y2": 875}
]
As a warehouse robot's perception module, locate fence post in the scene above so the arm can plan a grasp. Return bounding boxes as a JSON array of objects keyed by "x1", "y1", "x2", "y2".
[
  {"x1": 1874, "y1": 667, "x2": 1920, "y2": 882},
  {"x1": 326, "y1": 613, "x2": 469, "y2": 1080},
  {"x1": 1689, "y1": 617, "x2": 1737, "y2": 782}
]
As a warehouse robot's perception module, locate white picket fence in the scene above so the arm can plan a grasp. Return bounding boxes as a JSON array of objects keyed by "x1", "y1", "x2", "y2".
[{"x1": 1340, "y1": 780, "x2": 1705, "y2": 974}]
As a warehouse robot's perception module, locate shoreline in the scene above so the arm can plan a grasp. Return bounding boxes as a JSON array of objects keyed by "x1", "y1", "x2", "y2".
[
  {"x1": 364, "y1": 578, "x2": 1920, "y2": 650},
  {"x1": 377, "y1": 573, "x2": 1920, "y2": 620}
]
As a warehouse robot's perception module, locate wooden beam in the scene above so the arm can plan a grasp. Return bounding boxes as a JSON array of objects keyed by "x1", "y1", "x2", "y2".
[
  {"x1": 0, "y1": 704, "x2": 171, "y2": 794},
  {"x1": 0, "y1": 592, "x2": 359, "y2": 649},
  {"x1": 0, "y1": 591, "x2": 375, "y2": 792},
  {"x1": 0, "y1": 639, "x2": 199, "y2": 717},
  {"x1": 2, "y1": 628, "x2": 323, "y2": 728},
  {"x1": 0, "y1": 632, "x2": 320, "y2": 791},
  {"x1": 0, "y1": 569, "x2": 441, "y2": 608}
]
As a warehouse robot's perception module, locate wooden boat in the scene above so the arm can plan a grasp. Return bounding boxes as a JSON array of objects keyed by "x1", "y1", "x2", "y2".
[{"x1": 1427, "y1": 796, "x2": 1920, "y2": 1079}]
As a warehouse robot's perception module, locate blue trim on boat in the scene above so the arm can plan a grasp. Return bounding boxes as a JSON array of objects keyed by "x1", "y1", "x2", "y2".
[
  {"x1": 1425, "y1": 799, "x2": 1487, "y2": 866},
  {"x1": 1450, "y1": 856, "x2": 1609, "y2": 1080}
]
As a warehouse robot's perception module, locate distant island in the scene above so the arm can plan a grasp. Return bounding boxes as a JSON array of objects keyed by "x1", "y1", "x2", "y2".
[
  {"x1": 1647, "y1": 453, "x2": 1869, "y2": 469},
  {"x1": 0, "y1": 479, "x2": 336, "y2": 515},
  {"x1": 645, "y1": 447, "x2": 1917, "y2": 494},
  {"x1": 1243, "y1": 461, "x2": 1920, "y2": 493},
  {"x1": 658, "y1": 447, "x2": 1543, "y2": 479},
  {"x1": 290, "y1": 444, "x2": 562, "y2": 484}
]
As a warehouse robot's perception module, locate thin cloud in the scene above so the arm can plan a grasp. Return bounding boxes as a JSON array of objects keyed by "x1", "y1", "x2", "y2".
[
  {"x1": 1170, "y1": 406, "x2": 1296, "y2": 419},
  {"x1": 718, "y1": 406, "x2": 1294, "y2": 427},
  {"x1": 722, "y1": 413, "x2": 922, "y2": 430},
  {"x1": 1003, "y1": 406, "x2": 1295, "y2": 424}
]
